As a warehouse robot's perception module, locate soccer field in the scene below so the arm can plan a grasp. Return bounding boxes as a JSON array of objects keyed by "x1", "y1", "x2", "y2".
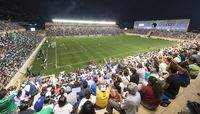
[{"x1": 30, "y1": 35, "x2": 176, "y2": 75}]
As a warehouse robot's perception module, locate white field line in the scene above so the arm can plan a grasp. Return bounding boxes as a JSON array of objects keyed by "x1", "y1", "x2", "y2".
[
  {"x1": 79, "y1": 43, "x2": 88, "y2": 52},
  {"x1": 48, "y1": 63, "x2": 54, "y2": 65},
  {"x1": 78, "y1": 42, "x2": 96, "y2": 59},
  {"x1": 57, "y1": 50, "x2": 84, "y2": 56},
  {"x1": 46, "y1": 46, "x2": 48, "y2": 65},
  {"x1": 55, "y1": 42, "x2": 58, "y2": 68},
  {"x1": 56, "y1": 48, "x2": 154, "y2": 68},
  {"x1": 57, "y1": 42, "x2": 88, "y2": 56},
  {"x1": 72, "y1": 39, "x2": 88, "y2": 52}
]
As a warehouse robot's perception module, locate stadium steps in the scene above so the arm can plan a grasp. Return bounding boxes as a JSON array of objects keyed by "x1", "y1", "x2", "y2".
[
  {"x1": 159, "y1": 78, "x2": 200, "y2": 114},
  {"x1": 96, "y1": 73, "x2": 200, "y2": 114}
]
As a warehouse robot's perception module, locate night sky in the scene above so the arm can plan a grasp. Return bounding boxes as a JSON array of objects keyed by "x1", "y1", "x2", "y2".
[{"x1": 0, "y1": 0, "x2": 200, "y2": 30}]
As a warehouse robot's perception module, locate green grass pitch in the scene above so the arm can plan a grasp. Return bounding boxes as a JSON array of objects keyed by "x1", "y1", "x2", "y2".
[{"x1": 30, "y1": 35, "x2": 176, "y2": 75}]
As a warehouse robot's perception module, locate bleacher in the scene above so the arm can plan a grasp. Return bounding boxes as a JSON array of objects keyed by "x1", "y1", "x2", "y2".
[
  {"x1": 1, "y1": 20, "x2": 200, "y2": 114},
  {"x1": 45, "y1": 22, "x2": 122, "y2": 37},
  {"x1": 125, "y1": 29, "x2": 199, "y2": 40},
  {"x1": 0, "y1": 31, "x2": 44, "y2": 87},
  {"x1": 95, "y1": 72, "x2": 200, "y2": 114},
  {"x1": 0, "y1": 20, "x2": 24, "y2": 33}
]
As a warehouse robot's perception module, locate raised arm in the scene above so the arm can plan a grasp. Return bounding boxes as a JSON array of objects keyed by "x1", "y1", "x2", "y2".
[{"x1": 171, "y1": 58, "x2": 186, "y2": 74}]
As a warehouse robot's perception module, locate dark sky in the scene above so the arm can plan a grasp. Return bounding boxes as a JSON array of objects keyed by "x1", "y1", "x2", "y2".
[{"x1": 0, "y1": 0, "x2": 200, "y2": 30}]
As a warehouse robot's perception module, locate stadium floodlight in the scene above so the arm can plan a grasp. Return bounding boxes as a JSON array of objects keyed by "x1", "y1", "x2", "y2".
[
  {"x1": 52, "y1": 19, "x2": 116, "y2": 25},
  {"x1": 139, "y1": 23, "x2": 144, "y2": 27}
]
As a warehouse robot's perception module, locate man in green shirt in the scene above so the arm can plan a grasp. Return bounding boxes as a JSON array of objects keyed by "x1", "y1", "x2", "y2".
[
  {"x1": 0, "y1": 80, "x2": 20, "y2": 114},
  {"x1": 34, "y1": 107, "x2": 53, "y2": 114},
  {"x1": 188, "y1": 57, "x2": 200, "y2": 79}
]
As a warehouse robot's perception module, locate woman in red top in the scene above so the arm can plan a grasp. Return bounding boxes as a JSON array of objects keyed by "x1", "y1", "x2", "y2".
[
  {"x1": 54, "y1": 84, "x2": 61, "y2": 95},
  {"x1": 140, "y1": 76, "x2": 163, "y2": 110},
  {"x1": 109, "y1": 81, "x2": 122, "y2": 103}
]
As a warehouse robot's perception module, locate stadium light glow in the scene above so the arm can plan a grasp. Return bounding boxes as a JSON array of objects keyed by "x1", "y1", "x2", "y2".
[
  {"x1": 52, "y1": 19, "x2": 116, "y2": 25},
  {"x1": 139, "y1": 23, "x2": 144, "y2": 26}
]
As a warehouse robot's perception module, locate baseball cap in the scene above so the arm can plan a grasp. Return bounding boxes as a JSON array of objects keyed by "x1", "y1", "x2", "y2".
[{"x1": 100, "y1": 85, "x2": 106, "y2": 92}]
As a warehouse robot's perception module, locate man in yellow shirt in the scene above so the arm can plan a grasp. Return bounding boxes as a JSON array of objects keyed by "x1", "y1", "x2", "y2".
[{"x1": 96, "y1": 84, "x2": 110, "y2": 108}]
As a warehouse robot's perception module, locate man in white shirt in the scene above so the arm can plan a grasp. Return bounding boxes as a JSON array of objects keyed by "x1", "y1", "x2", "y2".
[
  {"x1": 78, "y1": 89, "x2": 96, "y2": 111},
  {"x1": 54, "y1": 95, "x2": 73, "y2": 114},
  {"x1": 24, "y1": 75, "x2": 38, "y2": 105},
  {"x1": 25, "y1": 76, "x2": 38, "y2": 93},
  {"x1": 121, "y1": 69, "x2": 130, "y2": 88}
]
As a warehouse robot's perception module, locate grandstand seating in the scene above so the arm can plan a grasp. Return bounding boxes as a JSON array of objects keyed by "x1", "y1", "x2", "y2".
[
  {"x1": 0, "y1": 21, "x2": 24, "y2": 32},
  {"x1": 45, "y1": 23, "x2": 122, "y2": 36},
  {"x1": 126, "y1": 29, "x2": 198, "y2": 39},
  {"x1": 0, "y1": 31, "x2": 44, "y2": 86},
  {"x1": 151, "y1": 30, "x2": 198, "y2": 39},
  {"x1": 95, "y1": 76, "x2": 200, "y2": 114},
  {"x1": 0, "y1": 20, "x2": 200, "y2": 114}
]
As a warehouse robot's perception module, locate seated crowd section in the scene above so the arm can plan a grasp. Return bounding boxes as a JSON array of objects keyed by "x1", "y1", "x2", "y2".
[
  {"x1": 0, "y1": 21, "x2": 24, "y2": 32},
  {"x1": 0, "y1": 20, "x2": 200, "y2": 114},
  {"x1": 1, "y1": 39, "x2": 200, "y2": 114},
  {"x1": 126, "y1": 29, "x2": 199, "y2": 39},
  {"x1": 45, "y1": 23, "x2": 122, "y2": 37},
  {"x1": 0, "y1": 31, "x2": 44, "y2": 87}
]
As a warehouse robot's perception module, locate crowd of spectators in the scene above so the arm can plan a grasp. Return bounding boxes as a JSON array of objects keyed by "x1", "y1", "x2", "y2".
[
  {"x1": 45, "y1": 23, "x2": 122, "y2": 37},
  {"x1": 151, "y1": 30, "x2": 198, "y2": 39},
  {"x1": 0, "y1": 31, "x2": 44, "y2": 87},
  {"x1": 1, "y1": 40, "x2": 200, "y2": 114},
  {"x1": 0, "y1": 21, "x2": 24, "y2": 32},
  {"x1": 126, "y1": 29, "x2": 199, "y2": 39},
  {"x1": 195, "y1": 34, "x2": 200, "y2": 40}
]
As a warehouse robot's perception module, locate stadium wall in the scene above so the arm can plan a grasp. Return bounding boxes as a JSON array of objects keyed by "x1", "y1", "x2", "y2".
[
  {"x1": 124, "y1": 32, "x2": 147, "y2": 38},
  {"x1": 6, "y1": 37, "x2": 46, "y2": 88},
  {"x1": 150, "y1": 36, "x2": 190, "y2": 42},
  {"x1": 46, "y1": 34, "x2": 116, "y2": 38}
]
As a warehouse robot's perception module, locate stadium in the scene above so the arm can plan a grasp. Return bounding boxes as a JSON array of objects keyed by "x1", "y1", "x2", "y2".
[{"x1": 0, "y1": 1, "x2": 200, "y2": 114}]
